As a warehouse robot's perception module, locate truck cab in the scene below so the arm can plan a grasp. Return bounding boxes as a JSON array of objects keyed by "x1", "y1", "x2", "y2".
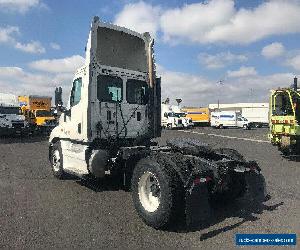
[
  {"x1": 161, "y1": 104, "x2": 193, "y2": 129},
  {"x1": 49, "y1": 17, "x2": 161, "y2": 175},
  {"x1": 0, "y1": 105, "x2": 27, "y2": 135},
  {"x1": 162, "y1": 111, "x2": 193, "y2": 129},
  {"x1": 34, "y1": 109, "x2": 56, "y2": 126},
  {"x1": 269, "y1": 82, "x2": 300, "y2": 154},
  {"x1": 19, "y1": 95, "x2": 56, "y2": 132},
  {"x1": 0, "y1": 93, "x2": 28, "y2": 136}
]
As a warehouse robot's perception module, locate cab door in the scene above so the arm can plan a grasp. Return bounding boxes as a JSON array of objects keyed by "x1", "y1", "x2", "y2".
[
  {"x1": 61, "y1": 76, "x2": 89, "y2": 175},
  {"x1": 236, "y1": 117, "x2": 244, "y2": 127},
  {"x1": 65, "y1": 77, "x2": 84, "y2": 140}
]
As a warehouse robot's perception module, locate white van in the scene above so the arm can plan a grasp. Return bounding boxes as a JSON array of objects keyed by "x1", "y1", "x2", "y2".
[{"x1": 210, "y1": 111, "x2": 251, "y2": 129}]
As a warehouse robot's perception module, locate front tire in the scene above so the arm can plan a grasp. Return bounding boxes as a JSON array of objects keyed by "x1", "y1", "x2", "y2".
[
  {"x1": 50, "y1": 141, "x2": 65, "y2": 179},
  {"x1": 167, "y1": 123, "x2": 173, "y2": 130},
  {"x1": 131, "y1": 158, "x2": 184, "y2": 229}
]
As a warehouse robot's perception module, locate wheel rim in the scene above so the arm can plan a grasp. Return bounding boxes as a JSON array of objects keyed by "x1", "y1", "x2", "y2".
[
  {"x1": 138, "y1": 171, "x2": 161, "y2": 212},
  {"x1": 52, "y1": 150, "x2": 61, "y2": 172}
]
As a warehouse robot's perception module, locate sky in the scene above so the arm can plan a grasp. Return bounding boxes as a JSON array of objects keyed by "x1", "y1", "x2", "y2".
[{"x1": 0, "y1": 0, "x2": 300, "y2": 107}]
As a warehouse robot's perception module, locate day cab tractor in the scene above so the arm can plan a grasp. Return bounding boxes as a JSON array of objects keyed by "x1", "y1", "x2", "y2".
[
  {"x1": 49, "y1": 17, "x2": 267, "y2": 229},
  {"x1": 269, "y1": 77, "x2": 300, "y2": 155}
]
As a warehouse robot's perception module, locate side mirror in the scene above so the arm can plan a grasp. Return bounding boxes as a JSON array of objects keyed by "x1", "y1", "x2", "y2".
[
  {"x1": 64, "y1": 109, "x2": 71, "y2": 117},
  {"x1": 63, "y1": 109, "x2": 71, "y2": 122}
]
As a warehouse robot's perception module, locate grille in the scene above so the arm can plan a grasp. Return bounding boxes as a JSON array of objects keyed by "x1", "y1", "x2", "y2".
[{"x1": 12, "y1": 122, "x2": 24, "y2": 129}]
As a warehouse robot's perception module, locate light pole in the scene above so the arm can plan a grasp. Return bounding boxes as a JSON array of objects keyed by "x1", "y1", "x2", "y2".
[{"x1": 217, "y1": 79, "x2": 224, "y2": 111}]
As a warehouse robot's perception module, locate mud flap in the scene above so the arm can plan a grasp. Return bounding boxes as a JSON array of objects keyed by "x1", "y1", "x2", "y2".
[
  {"x1": 244, "y1": 172, "x2": 267, "y2": 202},
  {"x1": 185, "y1": 182, "x2": 212, "y2": 227}
]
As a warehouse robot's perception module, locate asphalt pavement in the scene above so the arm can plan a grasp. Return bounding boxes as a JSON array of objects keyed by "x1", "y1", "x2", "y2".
[{"x1": 0, "y1": 128, "x2": 299, "y2": 249}]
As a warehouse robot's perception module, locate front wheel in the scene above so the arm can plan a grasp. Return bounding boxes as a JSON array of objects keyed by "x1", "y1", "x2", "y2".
[
  {"x1": 166, "y1": 123, "x2": 173, "y2": 130},
  {"x1": 131, "y1": 158, "x2": 184, "y2": 229},
  {"x1": 243, "y1": 124, "x2": 249, "y2": 130},
  {"x1": 50, "y1": 141, "x2": 65, "y2": 179}
]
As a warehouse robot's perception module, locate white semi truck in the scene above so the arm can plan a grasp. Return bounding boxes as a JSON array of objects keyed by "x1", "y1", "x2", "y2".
[
  {"x1": 48, "y1": 17, "x2": 266, "y2": 229},
  {"x1": 0, "y1": 93, "x2": 27, "y2": 136},
  {"x1": 161, "y1": 104, "x2": 193, "y2": 129}
]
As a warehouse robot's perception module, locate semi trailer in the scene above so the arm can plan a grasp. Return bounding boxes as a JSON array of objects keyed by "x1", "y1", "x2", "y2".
[
  {"x1": 49, "y1": 17, "x2": 267, "y2": 229},
  {"x1": 182, "y1": 107, "x2": 210, "y2": 126}
]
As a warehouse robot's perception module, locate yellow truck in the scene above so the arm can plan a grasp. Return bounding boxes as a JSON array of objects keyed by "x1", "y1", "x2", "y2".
[
  {"x1": 182, "y1": 107, "x2": 210, "y2": 126},
  {"x1": 18, "y1": 95, "x2": 56, "y2": 132}
]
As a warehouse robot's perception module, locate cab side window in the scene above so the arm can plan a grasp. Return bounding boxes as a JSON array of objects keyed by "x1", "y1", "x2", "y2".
[{"x1": 70, "y1": 78, "x2": 82, "y2": 107}]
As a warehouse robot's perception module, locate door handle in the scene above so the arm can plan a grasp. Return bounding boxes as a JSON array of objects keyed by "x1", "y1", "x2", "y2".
[{"x1": 78, "y1": 123, "x2": 81, "y2": 134}]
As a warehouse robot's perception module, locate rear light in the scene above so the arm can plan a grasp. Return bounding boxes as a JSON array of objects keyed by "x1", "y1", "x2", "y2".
[
  {"x1": 193, "y1": 178, "x2": 201, "y2": 185},
  {"x1": 193, "y1": 176, "x2": 212, "y2": 185}
]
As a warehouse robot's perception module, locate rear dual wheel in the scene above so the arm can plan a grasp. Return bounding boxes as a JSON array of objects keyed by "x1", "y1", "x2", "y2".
[{"x1": 131, "y1": 158, "x2": 184, "y2": 229}]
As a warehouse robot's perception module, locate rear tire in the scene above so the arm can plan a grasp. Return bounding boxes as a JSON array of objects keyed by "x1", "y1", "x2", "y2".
[
  {"x1": 131, "y1": 158, "x2": 184, "y2": 229},
  {"x1": 50, "y1": 141, "x2": 65, "y2": 179}
]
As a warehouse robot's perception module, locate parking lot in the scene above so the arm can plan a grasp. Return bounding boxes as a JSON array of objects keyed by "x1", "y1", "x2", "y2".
[{"x1": 0, "y1": 127, "x2": 299, "y2": 249}]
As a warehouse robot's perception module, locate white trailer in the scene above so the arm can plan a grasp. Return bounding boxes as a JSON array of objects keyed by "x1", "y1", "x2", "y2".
[{"x1": 241, "y1": 106, "x2": 269, "y2": 127}]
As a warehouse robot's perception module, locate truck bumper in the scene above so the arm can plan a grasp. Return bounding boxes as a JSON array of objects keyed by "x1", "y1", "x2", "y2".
[{"x1": 184, "y1": 169, "x2": 267, "y2": 227}]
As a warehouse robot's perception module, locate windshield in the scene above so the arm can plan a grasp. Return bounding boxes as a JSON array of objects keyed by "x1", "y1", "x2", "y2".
[
  {"x1": 272, "y1": 92, "x2": 294, "y2": 116},
  {"x1": 168, "y1": 112, "x2": 186, "y2": 118},
  {"x1": 292, "y1": 92, "x2": 300, "y2": 121},
  {"x1": 0, "y1": 106, "x2": 21, "y2": 115},
  {"x1": 126, "y1": 79, "x2": 148, "y2": 105},
  {"x1": 36, "y1": 110, "x2": 52, "y2": 117}
]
